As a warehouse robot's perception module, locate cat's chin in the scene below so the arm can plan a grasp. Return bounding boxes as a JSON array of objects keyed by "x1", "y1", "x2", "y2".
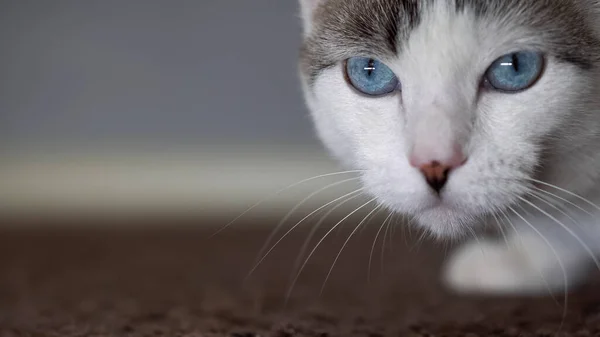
[{"x1": 413, "y1": 205, "x2": 480, "y2": 239}]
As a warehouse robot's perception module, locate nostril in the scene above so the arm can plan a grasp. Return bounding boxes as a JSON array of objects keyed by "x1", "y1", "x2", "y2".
[{"x1": 420, "y1": 161, "x2": 452, "y2": 193}]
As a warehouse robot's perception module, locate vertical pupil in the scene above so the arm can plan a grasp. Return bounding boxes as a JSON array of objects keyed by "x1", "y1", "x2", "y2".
[
  {"x1": 365, "y1": 59, "x2": 375, "y2": 77},
  {"x1": 511, "y1": 54, "x2": 519, "y2": 72}
]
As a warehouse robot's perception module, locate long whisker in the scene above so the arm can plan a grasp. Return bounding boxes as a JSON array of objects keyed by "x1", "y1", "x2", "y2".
[
  {"x1": 516, "y1": 195, "x2": 600, "y2": 272},
  {"x1": 467, "y1": 226, "x2": 486, "y2": 258},
  {"x1": 320, "y1": 203, "x2": 383, "y2": 295},
  {"x1": 335, "y1": 202, "x2": 381, "y2": 240},
  {"x1": 531, "y1": 191, "x2": 579, "y2": 222},
  {"x1": 245, "y1": 188, "x2": 365, "y2": 281},
  {"x1": 528, "y1": 190, "x2": 585, "y2": 230},
  {"x1": 534, "y1": 195, "x2": 600, "y2": 294},
  {"x1": 285, "y1": 197, "x2": 377, "y2": 304},
  {"x1": 531, "y1": 186, "x2": 593, "y2": 218},
  {"x1": 381, "y1": 213, "x2": 393, "y2": 272},
  {"x1": 211, "y1": 170, "x2": 364, "y2": 237},
  {"x1": 406, "y1": 215, "x2": 422, "y2": 251},
  {"x1": 508, "y1": 205, "x2": 568, "y2": 334},
  {"x1": 253, "y1": 176, "x2": 361, "y2": 267},
  {"x1": 411, "y1": 228, "x2": 429, "y2": 253},
  {"x1": 290, "y1": 190, "x2": 364, "y2": 284},
  {"x1": 357, "y1": 206, "x2": 386, "y2": 237},
  {"x1": 500, "y1": 207, "x2": 560, "y2": 306},
  {"x1": 388, "y1": 214, "x2": 398, "y2": 254},
  {"x1": 401, "y1": 214, "x2": 411, "y2": 249},
  {"x1": 526, "y1": 178, "x2": 600, "y2": 212},
  {"x1": 497, "y1": 209, "x2": 517, "y2": 249},
  {"x1": 368, "y1": 211, "x2": 394, "y2": 284},
  {"x1": 490, "y1": 212, "x2": 509, "y2": 248}
]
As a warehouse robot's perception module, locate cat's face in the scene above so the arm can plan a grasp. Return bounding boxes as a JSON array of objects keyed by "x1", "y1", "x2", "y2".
[{"x1": 299, "y1": 0, "x2": 600, "y2": 237}]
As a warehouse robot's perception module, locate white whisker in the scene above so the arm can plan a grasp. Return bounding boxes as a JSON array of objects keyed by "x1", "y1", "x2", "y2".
[
  {"x1": 357, "y1": 206, "x2": 386, "y2": 237},
  {"x1": 501, "y1": 206, "x2": 560, "y2": 306},
  {"x1": 320, "y1": 203, "x2": 383, "y2": 295},
  {"x1": 388, "y1": 214, "x2": 398, "y2": 254},
  {"x1": 285, "y1": 197, "x2": 378, "y2": 303},
  {"x1": 490, "y1": 212, "x2": 509, "y2": 248},
  {"x1": 516, "y1": 195, "x2": 600, "y2": 272},
  {"x1": 528, "y1": 191, "x2": 584, "y2": 230},
  {"x1": 526, "y1": 178, "x2": 600, "y2": 212},
  {"x1": 508, "y1": 205, "x2": 568, "y2": 334},
  {"x1": 411, "y1": 228, "x2": 429, "y2": 253},
  {"x1": 531, "y1": 186, "x2": 593, "y2": 218},
  {"x1": 401, "y1": 214, "x2": 410, "y2": 249},
  {"x1": 381, "y1": 213, "x2": 393, "y2": 272},
  {"x1": 368, "y1": 211, "x2": 394, "y2": 284},
  {"x1": 245, "y1": 188, "x2": 365, "y2": 281},
  {"x1": 531, "y1": 191, "x2": 579, "y2": 220},
  {"x1": 289, "y1": 190, "x2": 364, "y2": 284},
  {"x1": 254, "y1": 176, "x2": 361, "y2": 268},
  {"x1": 467, "y1": 226, "x2": 485, "y2": 258},
  {"x1": 211, "y1": 170, "x2": 364, "y2": 238}
]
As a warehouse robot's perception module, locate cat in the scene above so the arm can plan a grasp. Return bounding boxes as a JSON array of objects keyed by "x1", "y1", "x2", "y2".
[{"x1": 297, "y1": 0, "x2": 600, "y2": 295}]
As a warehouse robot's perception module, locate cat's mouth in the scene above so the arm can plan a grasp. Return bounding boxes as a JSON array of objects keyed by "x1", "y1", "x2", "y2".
[
  {"x1": 361, "y1": 162, "x2": 529, "y2": 238},
  {"x1": 406, "y1": 186, "x2": 505, "y2": 238},
  {"x1": 413, "y1": 205, "x2": 478, "y2": 238}
]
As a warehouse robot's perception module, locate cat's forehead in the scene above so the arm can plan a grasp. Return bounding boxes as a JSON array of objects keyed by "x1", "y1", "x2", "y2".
[{"x1": 300, "y1": 0, "x2": 600, "y2": 83}]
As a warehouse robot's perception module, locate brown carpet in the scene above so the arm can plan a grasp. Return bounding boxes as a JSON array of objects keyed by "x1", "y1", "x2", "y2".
[{"x1": 1, "y1": 216, "x2": 600, "y2": 336}]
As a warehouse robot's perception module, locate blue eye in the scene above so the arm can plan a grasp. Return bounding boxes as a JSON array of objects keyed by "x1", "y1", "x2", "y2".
[
  {"x1": 485, "y1": 51, "x2": 544, "y2": 92},
  {"x1": 345, "y1": 57, "x2": 399, "y2": 96}
]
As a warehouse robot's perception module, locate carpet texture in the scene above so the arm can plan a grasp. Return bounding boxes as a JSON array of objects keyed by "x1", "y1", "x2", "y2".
[{"x1": 1, "y1": 217, "x2": 600, "y2": 336}]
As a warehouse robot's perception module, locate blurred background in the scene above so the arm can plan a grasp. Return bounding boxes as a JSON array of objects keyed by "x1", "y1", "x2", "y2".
[{"x1": 0, "y1": 0, "x2": 358, "y2": 221}]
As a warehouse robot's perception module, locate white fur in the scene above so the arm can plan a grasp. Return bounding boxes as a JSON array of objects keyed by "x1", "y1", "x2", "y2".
[
  {"x1": 300, "y1": 0, "x2": 600, "y2": 294},
  {"x1": 298, "y1": 0, "x2": 321, "y2": 36}
]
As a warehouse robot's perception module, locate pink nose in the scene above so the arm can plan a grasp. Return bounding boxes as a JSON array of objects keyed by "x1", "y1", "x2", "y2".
[{"x1": 409, "y1": 148, "x2": 467, "y2": 193}]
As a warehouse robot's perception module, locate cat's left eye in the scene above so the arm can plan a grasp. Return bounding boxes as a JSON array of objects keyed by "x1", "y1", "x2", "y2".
[
  {"x1": 484, "y1": 51, "x2": 544, "y2": 92},
  {"x1": 344, "y1": 57, "x2": 399, "y2": 96}
]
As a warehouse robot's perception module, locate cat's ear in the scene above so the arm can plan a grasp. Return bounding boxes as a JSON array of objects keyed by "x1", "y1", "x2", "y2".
[{"x1": 299, "y1": 0, "x2": 324, "y2": 36}]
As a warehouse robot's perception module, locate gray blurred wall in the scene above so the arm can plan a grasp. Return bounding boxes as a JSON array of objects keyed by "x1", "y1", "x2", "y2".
[
  {"x1": 0, "y1": 1, "x2": 351, "y2": 217},
  {"x1": 0, "y1": 0, "x2": 318, "y2": 152}
]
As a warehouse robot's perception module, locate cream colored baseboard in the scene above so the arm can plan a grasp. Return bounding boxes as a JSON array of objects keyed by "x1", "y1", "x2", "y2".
[{"x1": 0, "y1": 145, "x2": 363, "y2": 219}]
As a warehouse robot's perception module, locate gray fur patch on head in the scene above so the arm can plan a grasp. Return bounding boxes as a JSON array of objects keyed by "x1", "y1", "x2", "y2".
[
  {"x1": 458, "y1": 0, "x2": 600, "y2": 68},
  {"x1": 300, "y1": 0, "x2": 420, "y2": 83},
  {"x1": 300, "y1": 0, "x2": 600, "y2": 85}
]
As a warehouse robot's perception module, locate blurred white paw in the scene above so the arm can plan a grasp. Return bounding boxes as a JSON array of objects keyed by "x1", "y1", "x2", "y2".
[{"x1": 443, "y1": 239, "x2": 574, "y2": 295}]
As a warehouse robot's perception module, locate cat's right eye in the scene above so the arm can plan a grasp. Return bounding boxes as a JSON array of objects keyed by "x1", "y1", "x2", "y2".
[{"x1": 344, "y1": 57, "x2": 399, "y2": 96}]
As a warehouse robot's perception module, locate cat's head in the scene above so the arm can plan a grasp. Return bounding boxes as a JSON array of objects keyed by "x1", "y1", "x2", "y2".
[{"x1": 298, "y1": 0, "x2": 600, "y2": 238}]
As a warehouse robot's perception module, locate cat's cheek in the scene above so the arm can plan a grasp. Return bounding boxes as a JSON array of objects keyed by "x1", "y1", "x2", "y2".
[
  {"x1": 304, "y1": 71, "x2": 359, "y2": 167},
  {"x1": 478, "y1": 61, "x2": 583, "y2": 142},
  {"x1": 309, "y1": 67, "x2": 405, "y2": 169}
]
